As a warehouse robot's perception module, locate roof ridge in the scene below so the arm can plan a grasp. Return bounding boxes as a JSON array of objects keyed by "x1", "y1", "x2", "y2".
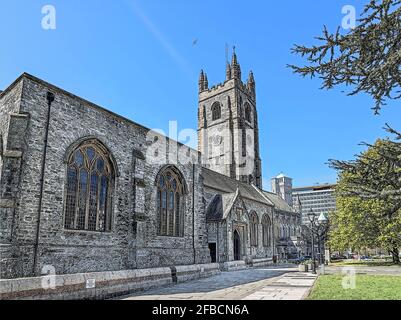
[
  {"x1": 223, "y1": 188, "x2": 240, "y2": 219},
  {"x1": 252, "y1": 185, "x2": 275, "y2": 207},
  {"x1": 202, "y1": 167, "x2": 259, "y2": 189}
]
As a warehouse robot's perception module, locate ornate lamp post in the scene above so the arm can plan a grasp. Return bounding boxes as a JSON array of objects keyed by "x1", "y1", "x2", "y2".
[
  {"x1": 317, "y1": 212, "x2": 329, "y2": 264},
  {"x1": 307, "y1": 208, "x2": 317, "y2": 274}
]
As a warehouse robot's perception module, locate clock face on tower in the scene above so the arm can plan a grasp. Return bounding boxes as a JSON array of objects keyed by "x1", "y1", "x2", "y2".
[{"x1": 213, "y1": 135, "x2": 223, "y2": 146}]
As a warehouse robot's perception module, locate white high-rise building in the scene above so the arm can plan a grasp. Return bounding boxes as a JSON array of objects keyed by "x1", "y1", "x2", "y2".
[
  {"x1": 271, "y1": 173, "x2": 293, "y2": 207},
  {"x1": 292, "y1": 184, "x2": 336, "y2": 225}
]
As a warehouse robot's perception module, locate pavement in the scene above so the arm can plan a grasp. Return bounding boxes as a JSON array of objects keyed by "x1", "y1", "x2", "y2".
[
  {"x1": 121, "y1": 265, "x2": 317, "y2": 300},
  {"x1": 242, "y1": 272, "x2": 317, "y2": 300}
]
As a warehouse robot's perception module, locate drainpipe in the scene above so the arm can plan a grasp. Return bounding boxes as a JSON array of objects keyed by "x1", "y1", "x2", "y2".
[
  {"x1": 132, "y1": 156, "x2": 137, "y2": 268},
  {"x1": 192, "y1": 164, "x2": 196, "y2": 264},
  {"x1": 272, "y1": 209, "x2": 276, "y2": 264},
  {"x1": 217, "y1": 221, "x2": 219, "y2": 263},
  {"x1": 32, "y1": 91, "x2": 54, "y2": 276}
]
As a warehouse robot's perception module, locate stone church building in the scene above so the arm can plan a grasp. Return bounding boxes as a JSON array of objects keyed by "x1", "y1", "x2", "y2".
[{"x1": 0, "y1": 53, "x2": 301, "y2": 280}]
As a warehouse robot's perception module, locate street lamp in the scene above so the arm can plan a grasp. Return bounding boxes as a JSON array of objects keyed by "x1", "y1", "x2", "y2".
[
  {"x1": 318, "y1": 212, "x2": 328, "y2": 224},
  {"x1": 307, "y1": 208, "x2": 317, "y2": 274},
  {"x1": 317, "y1": 212, "x2": 329, "y2": 264}
]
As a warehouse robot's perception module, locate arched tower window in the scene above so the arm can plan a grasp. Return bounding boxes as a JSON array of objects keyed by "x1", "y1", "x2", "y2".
[
  {"x1": 249, "y1": 212, "x2": 259, "y2": 246},
  {"x1": 211, "y1": 102, "x2": 221, "y2": 121},
  {"x1": 262, "y1": 214, "x2": 271, "y2": 247},
  {"x1": 157, "y1": 166, "x2": 186, "y2": 237},
  {"x1": 64, "y1": 139, "x2": 114, "y2": 232},
  {"x1": 244, "y1": 103, "x2": 252, "y2": 123}
]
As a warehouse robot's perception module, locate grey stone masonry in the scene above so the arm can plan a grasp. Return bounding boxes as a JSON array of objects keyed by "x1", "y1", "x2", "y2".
[
  {"x1": 0, "y1": 73, "x2": 210, "y2": 279},
  {"x1": 198, "y1": 51, "x2": 262, "y2": 188}
]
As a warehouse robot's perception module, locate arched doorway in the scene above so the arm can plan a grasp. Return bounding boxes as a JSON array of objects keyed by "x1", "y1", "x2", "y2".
[{"x1": 233, "y1": 230, "x2": 241, "y2": 261}]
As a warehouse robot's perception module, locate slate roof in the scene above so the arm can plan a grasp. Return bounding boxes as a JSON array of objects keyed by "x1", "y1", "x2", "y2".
[
  {"x1": 202, "y1": 168, "x2": 270, "y2": 205},
  {"x1": 206, "y1": 194, "x2": 223, "y2": 221},
  {"x1": 262, "y1": 191, "x2": 294, "y2": 213},
  {"x1": 203, "y1": 168, "x2": 297, "y2": 221},
  {"x1": 206, "y1": 191, "x2": 239, "y2": 221}
]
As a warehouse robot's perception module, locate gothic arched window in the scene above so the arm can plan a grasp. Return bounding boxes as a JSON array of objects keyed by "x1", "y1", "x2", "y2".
[
  {"x1": 212, "y1": 102, "x2": 221, "y2": 121},
  {"x1": 64, "y1": 139, "x2": 114, "y2": 232},
  {"x1": 249, "y1": 212, "x2": 259, "y2": 246},
  {"x1": 245, "y1": 103, "x2": 252, "y2": 123},
  {"x1": 262, "y1": 214, "x2": 271, "y2": 247},
  {"x1": 157, "y1": 166, "x2": 185, "y2": 237}
]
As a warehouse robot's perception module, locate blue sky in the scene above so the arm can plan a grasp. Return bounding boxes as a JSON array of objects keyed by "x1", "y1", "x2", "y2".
[{"x1": 1, "y1": 0, "x2": 400, "y2": 190}]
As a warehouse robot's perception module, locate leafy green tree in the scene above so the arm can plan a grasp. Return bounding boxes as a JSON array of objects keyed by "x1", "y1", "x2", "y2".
[
  {"x1": 289, "y1": 0, "x2": 401, "y2": 114},
  {"x1": 288, "y1": 0, "x2": 401, "y2": 262},
  {"x1": 329, "y1": 135, "x2": 401, "y2": 263}
]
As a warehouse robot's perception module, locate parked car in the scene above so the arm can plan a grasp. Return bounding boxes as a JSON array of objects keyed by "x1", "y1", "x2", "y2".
[
  {"x1": 360, "y1": 255, "x2": 373, "y2": 261},
  {"x1": 330, "y1": 254, "x2": 347, "y2": 261},
  {"x1": 293, "y1": 256, "x2": 312, "y2": 264}
]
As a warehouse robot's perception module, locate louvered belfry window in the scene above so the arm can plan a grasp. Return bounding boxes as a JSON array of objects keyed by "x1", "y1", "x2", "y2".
[
  {"x1": 212, "y1": 102, "x2": 221, "y2": 121},
  {"x1": 64, "y1": 140, "x2": 114, "y2": 232}
]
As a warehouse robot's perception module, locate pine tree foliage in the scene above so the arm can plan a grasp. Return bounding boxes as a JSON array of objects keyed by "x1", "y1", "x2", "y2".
[{"x1": 289, "y1": 0, "x2": 401, "y2": 114}]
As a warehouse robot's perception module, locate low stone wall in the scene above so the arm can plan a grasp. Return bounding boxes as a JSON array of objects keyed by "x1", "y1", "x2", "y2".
[
  {"x1": 252, "y1": 258, "x2": 274, "y2": 268},
  {"x1": 0, "y1": 263, "x2": 222, "y2": 300},
  {"x1": 0, "y1": 267, "x2": 173, "y2": 300},
  {"x1": 172, "y1": 263, "x2": 220, "y2": 283},
  {"x1": 220, "y1": 260, "x2": 248, "y2": 272}
]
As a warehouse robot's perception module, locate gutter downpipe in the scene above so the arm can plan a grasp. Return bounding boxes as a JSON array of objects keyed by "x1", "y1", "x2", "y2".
[
  {"x1": 32, "y1": 91, "x2": 54, "y2": 276},
  {"x1": 192, "y1": 164, "x2": 196, "y2": 264}
]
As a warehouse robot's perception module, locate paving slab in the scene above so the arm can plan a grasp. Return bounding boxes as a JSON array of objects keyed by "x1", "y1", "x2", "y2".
[
  {"x1": 242, "y1": 273, "x2": 317, "y2": 300},
  {"x1": 121, "y1": 266, "x2": 317, "y2": 300}
]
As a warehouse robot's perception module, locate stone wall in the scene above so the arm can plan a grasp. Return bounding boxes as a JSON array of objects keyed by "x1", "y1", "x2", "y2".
[
  {"x1": 204, "y1": 187, "x2": 274, "y2": 264},
  {"x1": 0, "y1": 263, "x2": 221, "y2": 300},
  {"x1": 0, "y1": 78, "x2": 28, "y2": 278},
  {"x1": 173, "y1": 263, "x2": 220, "y2": 283},
  {"x1": 0, "y1": 74, "x2": 210, "y2": 279},
  {"x1": 242, "y1": 199, "x2": 274, "y2": 260},
  {"x1": 198, "y1": 74, "x2": 262, "y2": 187}
]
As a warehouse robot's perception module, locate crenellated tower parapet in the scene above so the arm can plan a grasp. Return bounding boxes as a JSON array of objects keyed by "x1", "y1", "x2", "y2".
[{"x1": 197, "y1": 48, "x2": 262, "y2": 188}]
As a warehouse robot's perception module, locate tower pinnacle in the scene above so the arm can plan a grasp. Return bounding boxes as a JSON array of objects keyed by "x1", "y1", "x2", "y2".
[
  {"x1": 231, "y1": 47, "x2": 241, "y2": 80},
  {"x1": 247, "y1": 71, "x2": 256, "y2": 97},
  {"x1": 226, "y1": 62, "x2": 232, "y2": 80},
  {"x1": 198, "y1": 70, "x2": 205, "y2": 92},
  {"x1": 198, "y1": 70, "x2": 209, "y2": 92}
]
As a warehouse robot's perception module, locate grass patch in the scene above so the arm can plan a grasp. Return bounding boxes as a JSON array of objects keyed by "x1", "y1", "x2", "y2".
[
  {"x1": 329, "y1": 260, "x2": 400, "y2": 267},
  {"x1": 308, "y1": 275, "x2": 401, "y2": 300}
]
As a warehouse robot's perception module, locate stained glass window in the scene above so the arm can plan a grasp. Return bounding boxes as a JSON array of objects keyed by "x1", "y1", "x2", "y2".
[
  {"x1": 250, "y1": 212, "x2": 259, "y2": 247},
  {"x1": 64, "y1": 140, "x2": 114, "y2": 232},
  {"x1": 157, "y1": 166, "x2": 185, "y2": 237},
  {"x1": 65, "y1": 167, "x2": 77, "y2": 229},
  {"x1": 262, "y1": 214, "x2": 271, "y2": 247}
]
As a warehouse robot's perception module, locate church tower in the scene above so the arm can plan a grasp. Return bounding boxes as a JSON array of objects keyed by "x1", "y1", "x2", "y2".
[{"x1": 198, "y1": 49, "x2": 263, "y2": 188}]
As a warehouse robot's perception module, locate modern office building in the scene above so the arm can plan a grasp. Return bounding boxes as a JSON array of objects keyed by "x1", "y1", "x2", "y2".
[{"x1": 292, "y1": 184, "x2": 336, "y2": 225}]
